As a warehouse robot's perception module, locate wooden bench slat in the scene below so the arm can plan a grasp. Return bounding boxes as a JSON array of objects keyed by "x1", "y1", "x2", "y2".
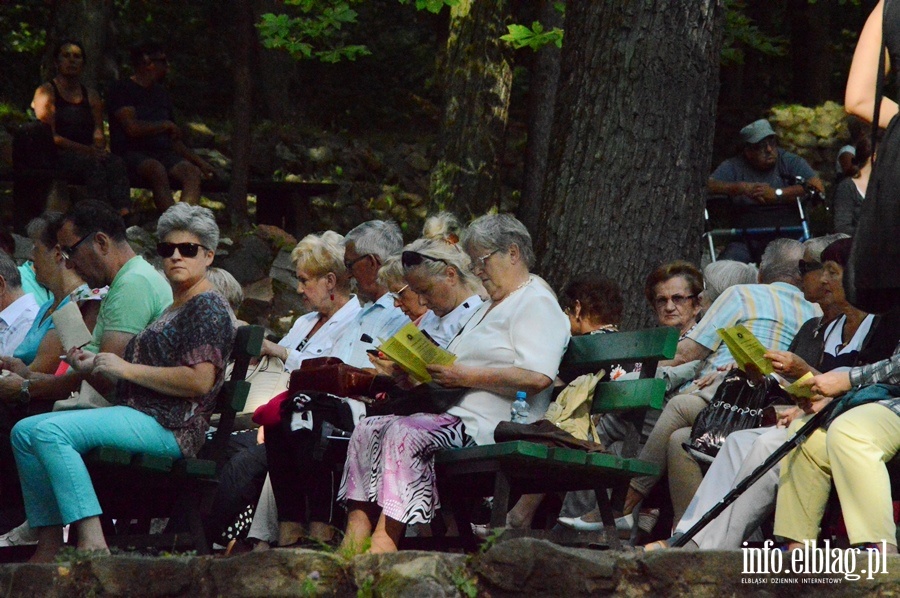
[
  {"x1": 621, "y1": 458, "x2": 661, "y2": 477},
  {"x1": 560, "y1": 327, "x2": 679, "y2": 378},
  {"x1": 86, "y1": 446, "x2": 132, "y2": 466},
  {"x1": 132, "y1": 453, "x2": 174, "y2": 473},
  {"x1": 546, "y1": 447, "x2": 588, "y2": 466},
  {"x1": 435, "y1": 440, "x2": 548, "y2": 464},
  {"x1": 172, "y1": 459, "x2": 217, "y2": 478},
  {"x1": 591, "y1": 378, "x2": 667, "y2": 413}
]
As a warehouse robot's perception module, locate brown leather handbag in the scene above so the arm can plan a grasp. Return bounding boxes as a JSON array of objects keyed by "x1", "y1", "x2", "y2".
[{"x1": 288, "y1": 357, "x2": 376, "y2": 397}]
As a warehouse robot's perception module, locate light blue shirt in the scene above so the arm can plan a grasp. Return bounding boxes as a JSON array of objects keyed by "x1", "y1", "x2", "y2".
[
  {"x1": 688, "y1": 282, "x2": 821, "y2": 377},
  {"x1": 329, "y1": 293, "x2": 409, "y2": 368}
]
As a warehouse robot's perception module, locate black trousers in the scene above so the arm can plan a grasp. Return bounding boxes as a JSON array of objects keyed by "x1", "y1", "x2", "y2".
[{"x1": 265, "y1": 421, "x2": 347, "y2": 526}]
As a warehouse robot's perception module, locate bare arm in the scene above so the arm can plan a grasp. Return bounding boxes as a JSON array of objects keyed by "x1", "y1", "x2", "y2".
[
  {"x1": 660, "y1": 337, "x2": 711, "y2": 368},
  {"x1": 846, "y1": 0, "x2": 898, "y2": 127},
  {"x1": 88, "y1": 88, "x2": 106, "y2": 150},
  {"x1": 93, "y1": 353, "x2": 217, "y2": 398},
  {"x1": 708, "y1": 178, "x2": 752, "y2": 198},
  {"x1": 27, "y1": 330, "x2": 65, "y2": 375},
  {"x1": 426, "y1": 363, "x2": 553, "y2": 398},
  {"x1": 32, "y1": 84, "x2": 96, "y2": 156}
]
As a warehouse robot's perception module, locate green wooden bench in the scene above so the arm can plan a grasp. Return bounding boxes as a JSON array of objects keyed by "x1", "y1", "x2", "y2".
[
  {"x1": 82, "y1": 324, "x2": 264, "y2": 554},
  {"x1": 434, "y1": 326, "x2": 679, "y2": 550}
]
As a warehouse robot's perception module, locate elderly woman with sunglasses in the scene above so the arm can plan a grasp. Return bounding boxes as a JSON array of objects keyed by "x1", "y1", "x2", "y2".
[
  {"x1": 339, "y1": 213, "x2": 569, "y2": 554},
  {"x1": 11, "y1": 203, "x2": 235, "y2": 562}
]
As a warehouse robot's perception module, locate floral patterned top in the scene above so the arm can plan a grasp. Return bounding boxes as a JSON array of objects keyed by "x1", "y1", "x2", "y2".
[{"x1": 114, "y1": 291, "x2": 235, "y2": 457}]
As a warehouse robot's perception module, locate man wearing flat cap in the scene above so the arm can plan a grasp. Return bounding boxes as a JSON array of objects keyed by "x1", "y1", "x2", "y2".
[{"x1": 708, "y1": 119, "x2": 824, "y2": 262}]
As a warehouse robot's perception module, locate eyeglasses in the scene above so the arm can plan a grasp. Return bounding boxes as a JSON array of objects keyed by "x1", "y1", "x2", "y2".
[
  {"x1": 798, "y1": 259, "x2": 823, "y2": 276},
  {"x1": 344, "y1": 254, "x2": 372, "y2": 271},
  {"x1": 468, "y1": 250, "x2": 498, "y2": 272},
  {"x1": 654, "y1": 294, "x2": 696, "y2": 309},
  {"x1": 748, "y1": 137, "x2": 777, "y2": 152},
  {"x1": 156, "y1": 242, "x2": 207, "y2": 258},
  {"x1": 388, "y1": 284, "x2": 410, "y2": 301},
  {"x1": 401, "y1": 251, "x2": 448, "y2": 269},
  {"x1": 60, "y1": 232, "x2": 96, "y2": 261}
]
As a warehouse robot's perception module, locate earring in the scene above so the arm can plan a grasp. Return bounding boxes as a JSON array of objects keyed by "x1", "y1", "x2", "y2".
[{"x1": 330, "y1": 293, "x2": 335, "y2": 301}]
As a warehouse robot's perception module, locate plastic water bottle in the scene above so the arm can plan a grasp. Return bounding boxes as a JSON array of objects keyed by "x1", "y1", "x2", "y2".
[{"x1": 510, "y1": 391, "x2": 530, "y2": 423}]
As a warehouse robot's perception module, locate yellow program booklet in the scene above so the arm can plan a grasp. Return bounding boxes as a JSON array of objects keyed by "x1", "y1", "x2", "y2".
[
  {"x1": 780, "y1": 372, "x2": 816, "y2": 399},
  {"x1": 716, "y1": 324, "x2": 774, "y2": 376},
  {"x1": 378, "y1": 322, "x2": 456, "y2": 383}
]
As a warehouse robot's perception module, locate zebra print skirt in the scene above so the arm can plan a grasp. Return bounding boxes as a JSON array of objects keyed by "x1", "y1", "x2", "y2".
[{"x1": 338, "y1": 413, "x2": 466, "y2": 525}]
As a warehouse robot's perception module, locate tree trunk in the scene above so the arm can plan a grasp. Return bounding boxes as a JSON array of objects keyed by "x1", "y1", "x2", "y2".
[
  {"x1": 535, "y1": 0, "x2": 724, "y2": 329},
  {"x1": 43, "y1": 0, "x2": 114, "y2": 89},
  {"x1": 517, "y1": 0, "x2": 563, "y2": 233},
  {"x1": 229, "y1": 0, "x2": 254, "y2": 228},
  {"x1": 429, "y1": 0, "x2": 513, "y2": 218},
  {"x1": 253, "y1": 0, "x2": 297, "y2": 122}
]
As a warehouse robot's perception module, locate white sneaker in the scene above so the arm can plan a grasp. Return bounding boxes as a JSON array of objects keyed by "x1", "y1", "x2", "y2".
[{"x1": 0, "y1": 522, "x2": 38, "y2": 547}]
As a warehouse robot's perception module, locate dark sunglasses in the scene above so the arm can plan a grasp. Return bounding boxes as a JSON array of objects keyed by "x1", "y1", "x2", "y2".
[
  {"x1": 156, "y1": 242, "x2": 207, "y2": 258},
  {"x1": 60, "y1": 231, "x2": 96, "y2": 261},
  {"x1": 401, "y1": 251, "x2": 448, "y2": 268},
  {"x1": 798, "y1": 259, "x2": 823, "y2": 276}
]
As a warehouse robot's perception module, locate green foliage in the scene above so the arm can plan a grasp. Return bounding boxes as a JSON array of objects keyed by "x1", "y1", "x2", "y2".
[
  {"x1": 398, "y1": 0, "x2": 459, "y2": 14},
  {"x1": 451, "y1": 567, "x2": 478, "y2": 598},
  {"x1": 721, "y1": 0, "x2": 786, "y2": 65},
  {"x1": 501, "y1": 22, "x2": 563, "y2": 51},
  {"x1": 258, "y1": 2, "x2": 370, "y2": 63}
]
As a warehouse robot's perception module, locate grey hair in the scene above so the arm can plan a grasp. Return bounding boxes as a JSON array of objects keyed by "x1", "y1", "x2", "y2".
[
  {"x1": 803, "y1": 233, "x2": 850, "y2": 262},
  {"x1": 206, "y1": 267, "x2": 243, "y2": 310},
  {"x1": 403, "y1": 238, "x2": 482, "y2": 294},
  {"x1": 759, "y1": 238, "x2": 805, "y2": 285},
  {"x1": 344, "y1": 220, "x2": 402, "y2": 262},
  {"x1": 156, "y1": 203, "x2": 220, "y2": 251},
  {"x1": 376, "y1": 255, "x2": 405, "y2": 290},
  {"x1": 0, "y1": 251, "x2": 21, "y2": 290},
  {"x1": 460, "y1": 213, "x2": 536, "y2": 269},
  {"x1": 703, "y1": 260, "x2": 758, "y2": 305},
  {"x1": 422, "y1": 211, "x2": 462, "y2": 242}
]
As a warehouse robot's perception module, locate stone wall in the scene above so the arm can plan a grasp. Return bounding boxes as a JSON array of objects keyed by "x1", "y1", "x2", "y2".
[{"x1": 3, "y1": 539, "x2": 898, "y2": 597}]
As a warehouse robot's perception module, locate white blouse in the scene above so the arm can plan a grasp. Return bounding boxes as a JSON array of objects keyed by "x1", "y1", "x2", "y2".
[
  {"x1": 446, "y1": 278, "x2": 570, "y2": 446},
  {"x1": 277, "y1": 297, "x2": 363, "y2": 372},
  {"x1": 418, "y1": 294, "x2": 484, "y2": 348}
]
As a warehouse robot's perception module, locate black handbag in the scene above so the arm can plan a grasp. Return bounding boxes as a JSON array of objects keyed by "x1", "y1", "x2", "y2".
[
  {"x1": 845, "y1": 0, "x2": 900, "y2": 314},
  {"x1": 365, "y1": 383, "x2": 467, "y2": 417},
  {"x1": 683, "y1": 370, "x2": 780, "y2": 463}
]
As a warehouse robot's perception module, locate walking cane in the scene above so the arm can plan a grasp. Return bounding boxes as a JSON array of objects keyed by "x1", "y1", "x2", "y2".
[{"x1": 670, "y1": 397, "x2": 843, "y2": 548}]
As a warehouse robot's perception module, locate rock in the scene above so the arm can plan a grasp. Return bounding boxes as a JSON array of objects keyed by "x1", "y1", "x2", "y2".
[
  {"x1": 194, "y1": 148, "x2": 231, "y2": 172},
  {"x1": 206, "y1": 549, "x2": 353, "y2": 597},
  {"x1": 243, "y1": 277, "x2": 274, "y2": 304},
  {"x1": 216, "y1": 235, "x2": 273, "y2": 285},
  {"x1": 405, "y1": 151, "x2": 431, "y2": 172},
  {"x1": 255, "y1": 225, "x2": 297, "y2": 252},
  {"x1": 87, "y1": 555, "x2": 199, "y2": 596},
  {"x1": 126, "y1": 225, "x2": 158, "y2": 262},
  {"x1": 184, "y1": 122, "x2": 216, "y2": 148},
  {"x1": 474, "y1": 538, "x2": 618, "y2": 596},
  {"x1": 351, "y1": 551, "x2": 468, "y2": 598},
  {"x1": 269, "y1": 248, "x2": 298, "y2": 289},
  {"x1": 308, "y1": 146, "x2": 334, "y2": 164}
]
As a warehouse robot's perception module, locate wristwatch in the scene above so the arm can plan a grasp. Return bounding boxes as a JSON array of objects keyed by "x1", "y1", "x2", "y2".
[
  {"x1": 774, "y1": 188, "x2": 784, "y2": 200},
  {"x1": 18, "y1": 378, "x2": 30, "y2": 405}
]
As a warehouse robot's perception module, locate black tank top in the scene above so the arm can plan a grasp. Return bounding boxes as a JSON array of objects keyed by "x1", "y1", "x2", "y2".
[{"x1": 50, "y1": 80, "x2": 95, "y2": 147}]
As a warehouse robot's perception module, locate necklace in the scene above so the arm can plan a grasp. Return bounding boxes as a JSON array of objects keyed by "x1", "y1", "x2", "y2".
[{"x1": 497, "y1": 277, "x2": 532, "y2": 303}]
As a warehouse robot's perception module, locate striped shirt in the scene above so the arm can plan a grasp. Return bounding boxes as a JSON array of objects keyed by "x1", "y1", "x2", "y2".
[
  {"x1": 851, "y1": 341, "x2": 900, "y2": 387},
  {"x1": 329, "y1": 293, "x2": 410, "y2": 369},
  {"x1": 688, "y1": 282, "x2": 821, "y2": 377}
]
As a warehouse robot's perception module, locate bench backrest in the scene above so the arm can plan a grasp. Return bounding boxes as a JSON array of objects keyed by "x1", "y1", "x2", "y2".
[
  {"x1": 206, "y1": 325, "x2": 264, "y2": 467},
  {"x1": 559, "y1": 327, "x2": 679, "y2": 415}
]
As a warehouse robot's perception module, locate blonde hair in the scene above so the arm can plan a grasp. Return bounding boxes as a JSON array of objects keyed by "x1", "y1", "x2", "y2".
[
  {"x1": 402, "y1": 238, "x2": 482, "y2": 295},
  {"x1": 291, "y1": 231, "x2": 350, "y2": 293},
  {"x1": 376, "y1": 255, "x2": 405, "y2": 290},
  {"x1": 422, "y1": 211, "x2": 462, "y2": 243}
]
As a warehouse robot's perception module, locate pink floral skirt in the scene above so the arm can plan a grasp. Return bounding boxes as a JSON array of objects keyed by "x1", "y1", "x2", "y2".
[{"x1": 338, "y1": 413, "x2": 466, "y2": 524}]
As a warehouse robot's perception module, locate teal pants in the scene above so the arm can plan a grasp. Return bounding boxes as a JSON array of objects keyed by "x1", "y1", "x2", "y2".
[{"x1": 11, "y1": 406, "x2": 182, "y2": 527}]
